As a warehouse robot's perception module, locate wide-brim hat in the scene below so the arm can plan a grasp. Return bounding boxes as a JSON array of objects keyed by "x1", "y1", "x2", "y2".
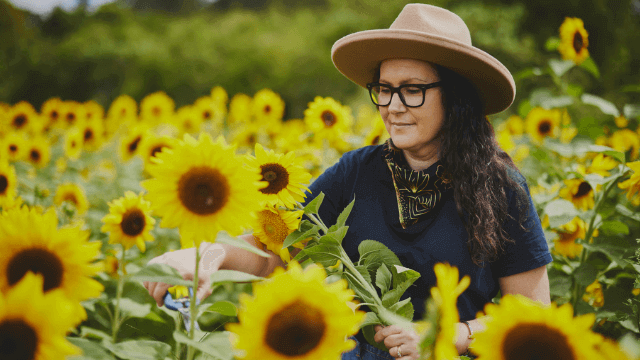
[{"x1": 331, "y1": 3, "x2": 516, "y2": 115}]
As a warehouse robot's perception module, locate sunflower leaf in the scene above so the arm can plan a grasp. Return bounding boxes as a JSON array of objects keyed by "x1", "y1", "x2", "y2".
[
  {"x1": 579, "y1": 57, "x2": 600, "y2": 79},
  {"x1": 574, "y1": 262, "x2": 598, "y2": 286},
  {"x1": 210, "y1": 270, "x2": 264, "y2": 285},
  {"x1": 334, "y1": 196, "x2": 355, "y2": 229},
  {"x1": 362, "y1": 324, "x2": 389, "y2": 351},
  {"x1": 360, "y1": 312, "x2": 382, "y2": 328},
  {"x1": 130, "y1": 264, "x2": 193, "y2": 287},
  {"x1": 391, "y1": 266, "x2": 421, "y2": 290},
  {"x1": 616, "y1": 204, "x2": 640, "y2": 222},
  {"x1": 303, "y1": 192, "x2": 325, "y2": 215},
  {"x1": 354, "y1": 264, "x2": 372, "y2": 283},
  {"x1": 174, "y1": 331, "x2": 233, "y2": 360},
  {"x1": 302, "y1": 243, "x2": 341, "y2": 267},
  {"x1": 375, "y1": 264, "x2": 392, "y2": 295},
  {"x1": 216, "y1": 232, "x2": 271, "y2": 258},
  {"x1": 390, "y1": 298, "x2": 414, "y2": 320},
  {"x1": 103, "y1": 340, "x2": 171, "y2": 360},
  {"x1": 283, "y1": 223, "x2": 319, "y2": 248},
  {"x1": 358, "y1": 240, "x2": 402, "y2": 273},
  {"x1": 548, "y1": 59, "x2": 575, "y2": 77},
  {"x1": 67, "y1": 337, "x2": 115, "y2": 360},
  {"x1": 624, "y1": 104, "x2": 640, "y2": 120},
  {"x1": 320, "y1": 226, "x2": 348, "y2": 245},
  {"x1": 199, "y1": 300, "x2": 237, "y2": 317},
  {"x1": 581, "y1": 93, "x2": 620, "y2": 117},
  {"x1": 584, "y1": 145, "x2": 625, "y2": 164},
  {"x1": 543, "y1": 199, "x2": 578, "y2": 229},
  {"x1": 382, "y1": 277, "x2": 419, "y2": 308}
]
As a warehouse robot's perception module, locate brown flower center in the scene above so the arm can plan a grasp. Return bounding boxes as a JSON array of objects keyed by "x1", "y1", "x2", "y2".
[
  {"x1": 259, "y1": 210, "x2": 289, "y2": 244},
  {"x1": 260, "y1": 163, "x2": 289, "y2": 195},
  {"x1": 9, "y1": 145, "x2": 18, "y2": 154},
  {"x1": 573, "y1": 32, "x2": 584, "y2": 54},
  {"x1": 84, "y1": 129, "x2": 93, "y2": 141},
  {"x1": 50, "y1": 110, "x2": 59, "y2": 120},
  {"x1": 66, "y1": 112, "x2": 75, "y2": 124},
  {"x1": 128, "y1": 136, "x2": 142, "y2": 153},
  {"x1": 371, "y1": 136, "x2": 381, "y2": 145},
  {"x1": 12, "y1": 114, "x2": 27, "y2": 129},
  {"x1": 502, "y1": 323, "x2": 575, "y2": 360},
  {"x1": 203, "y1": 111, "x2": 211, "y2": 120},
  {"x1": 0, "y1": 175, "x2": 8, "y2": 194},
  {"x1": 150, "y1": 145, "x2": 165, "y2": 158},
  {"x1": 152, "y1": 106, "x2": 161, "y2": 117},
  {"x1": 264, "y1": 105, "x2": 272, "y2": 114},
  {"x1": 178, "y1": 166, "x2": 230, "y2": 215},
  {"x1": 265, "y1": 302, "x2": 326, "y2": 356},
  {"x1": 574, "y1": 181, "x2": 592, "y2": 198},
  {"x1": 7, "y1": 248, "x2": 64, "y2": 292},
  {"x1": 63, "y1": 193, "x2": 78, "y2": 205},
  {"x1": 120, "y1": 108, "x2": 127, "y2": 117},
  {"x1": 321, "y1": 110, "x2": 337, "y2": 127},
  {"x1": 0, "y1": 320, "x2": 38, "y2": 360},
  {"x1": 29, "y1": 150, "x2": 40, "y2": 163},
  {"x1": 538, "y1": 120, "x2": 552, "y2": 135},
  {"x1": 121, "y1": 208, "x2": 146, "y2": 236}
]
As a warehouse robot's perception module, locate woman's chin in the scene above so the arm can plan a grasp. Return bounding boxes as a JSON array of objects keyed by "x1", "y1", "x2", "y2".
[{"x1": 389, "y1": 136, "x2": 417, "y2": 150}]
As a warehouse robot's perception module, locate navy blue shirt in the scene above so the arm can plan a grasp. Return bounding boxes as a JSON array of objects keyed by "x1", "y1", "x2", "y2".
[{"x1": 304, "y1": 145, "x2": 552, "y2": 321}]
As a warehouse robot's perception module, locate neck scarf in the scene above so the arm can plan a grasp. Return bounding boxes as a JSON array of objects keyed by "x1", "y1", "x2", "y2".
[{"x1": 382, "y1": 139, "x2": 453, "y2": 229}]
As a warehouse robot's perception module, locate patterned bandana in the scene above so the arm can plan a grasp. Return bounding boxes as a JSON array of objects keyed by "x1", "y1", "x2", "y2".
[{"x1": 382, "y1": 139, "x2": 453, "y2": 228}]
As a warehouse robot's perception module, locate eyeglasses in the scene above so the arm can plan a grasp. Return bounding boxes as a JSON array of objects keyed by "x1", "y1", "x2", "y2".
[{"x1": 366, "y1": 81, "x2": 443, "y2": 107}]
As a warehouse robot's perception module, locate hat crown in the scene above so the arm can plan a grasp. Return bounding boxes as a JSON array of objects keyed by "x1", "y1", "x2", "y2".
[{"x1": 389, "y1": 4, "x2": 472, "y2": 46}]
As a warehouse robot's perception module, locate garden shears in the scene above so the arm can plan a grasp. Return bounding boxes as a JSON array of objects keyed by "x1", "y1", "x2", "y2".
[{"x1": 164, "y1": 288, "x2": 201, "y2": 332}]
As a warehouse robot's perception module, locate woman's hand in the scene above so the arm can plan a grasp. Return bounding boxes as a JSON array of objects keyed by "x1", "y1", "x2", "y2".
[
  {"x1": 455, "y1": 322, "x2": 472, "y2": 355},
  {"x1": 142, "y1": 242, "x2": 226, "y2": 307},
  {"x1": 373, "y1": 324, "x2": 420, "y2": 360}
]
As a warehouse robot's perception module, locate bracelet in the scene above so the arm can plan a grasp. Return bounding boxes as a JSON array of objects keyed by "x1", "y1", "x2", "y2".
[{"x1": 463, "y1": 321, "x2": 474, "y2": 339}]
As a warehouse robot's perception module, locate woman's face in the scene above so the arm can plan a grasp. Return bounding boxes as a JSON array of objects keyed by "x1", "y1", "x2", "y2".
[{"x1": 378, "y1": 58, "x2": 446, "y2": 156}]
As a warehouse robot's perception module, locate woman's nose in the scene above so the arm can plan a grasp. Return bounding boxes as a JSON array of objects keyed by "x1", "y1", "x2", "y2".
[{"x1": 388, "y1": 92, "x2": 406, "y2": 112}]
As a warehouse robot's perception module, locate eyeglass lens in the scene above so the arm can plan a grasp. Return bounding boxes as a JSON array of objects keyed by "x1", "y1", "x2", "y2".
[{"x1": 370, "y1": 85, "x2": 424, "y2": 107}]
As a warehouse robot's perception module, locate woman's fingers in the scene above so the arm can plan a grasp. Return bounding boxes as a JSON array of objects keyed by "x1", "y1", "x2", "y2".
[
  {"x1": 152, "y1": 282, "x2": 171, "y2": 307},
  {"x1": 373, "y1": 324, "x2": 403, "y2": 343},
  {"x1": 383, "y1": 333, "x2": 404, "y2": 349}
]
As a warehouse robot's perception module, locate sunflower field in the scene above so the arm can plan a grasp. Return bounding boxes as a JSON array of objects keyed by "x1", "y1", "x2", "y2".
[{"x1": 2, "y1": 3, "x2": 640, "y2": 359}]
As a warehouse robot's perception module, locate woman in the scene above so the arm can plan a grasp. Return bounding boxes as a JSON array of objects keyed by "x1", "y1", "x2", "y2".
[{"x1": 143, "y1": 4, "x2": 552, "y2": 359}]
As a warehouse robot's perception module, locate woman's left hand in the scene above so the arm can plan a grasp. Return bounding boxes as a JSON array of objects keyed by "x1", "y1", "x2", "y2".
[{"x1": 373, "y1": 324, "x2": 420, "y2": 360}]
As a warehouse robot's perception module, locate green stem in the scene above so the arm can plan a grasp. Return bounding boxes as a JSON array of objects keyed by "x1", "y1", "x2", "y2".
[
  {"x1": 112, "y1": 246, "x2": 126, "y2": 343},
  {"x1": 186, "y1": 247, "x2": 201, "y2": 360},
  {"x1": 307, "y1": 212, "x2": 329, "y2": 234}
]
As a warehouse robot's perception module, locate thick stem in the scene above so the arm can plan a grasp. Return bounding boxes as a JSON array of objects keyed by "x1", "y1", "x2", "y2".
[
  {"x1": 186, "y1": 247, "x2": 201, "y2": 360},
  {"x1": 112, "y1": 247, "x2": 126, "y2": 343}
]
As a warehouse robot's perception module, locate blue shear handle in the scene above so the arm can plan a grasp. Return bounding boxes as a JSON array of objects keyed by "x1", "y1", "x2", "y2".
[{"x1": 163, "y1": 288, "x2": 200, "y2": 311}]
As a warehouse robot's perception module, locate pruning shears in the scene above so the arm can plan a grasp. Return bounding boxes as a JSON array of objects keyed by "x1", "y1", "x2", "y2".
[{"x1": 164, "y1": 288, "x2": 201, "y2": 332}]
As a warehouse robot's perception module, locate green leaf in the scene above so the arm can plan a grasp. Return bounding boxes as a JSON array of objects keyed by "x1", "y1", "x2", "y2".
[
  {"x1": 548, "y1": 59, "x2": 575, "y2": 77},
  {"x1": 543, "y1": 199, "x2": 578, "y2": 229},
  {"x1": 544, "y1": 36, "x2": 560, "y2": 51},
  {"x1": 624, "y1": 104, "x2": 640, "y2": 120},
  {"x1": 579, "y1": 57, "x2": 600, "y2": 79},
  {"x1": 375, "y1": 264, "x2": 392, "y2": 295},
  {"x1": 622, "y1": 85, "x2": 640, "y2": 93},
  {"x1": 210, "y1": 270, "x2": 263, "y2": 285},
  {"x1": 360, "y1": 312, "x2": 382, "y2": 328},
  {"x1": 302, "y1": 242, "x2": 341, "y2": 267},
  {"x1": 80, "y1": 327, "x2": 111, "y2": 341},
  {"x1": 216, "y1": 232, "x2": 270, "y2": 258},
  {"x1": 583, "y1": 242, "x2": 632, "y2": 269},
  {"x1": 358, "y1": 240, "x2": 402, "y2": 273},
  {"x1": 201, "y1": 300, "x2": 237, "y2": 317},
  {"x1": 616, "y1": 204, "x2": 640, "y2": 222},
  {"x1": 303, "y1": 192, "x2": 325, "y2": 215},
  {"x1": 585, "y1": 145, "x2": 625, "y2": 163},
  {"x1": 382, "y1": 277, "x2": 419, "y2": 308},
  {"x1": 566, "y1": 84, "x2": 583, "y2": 97},
  {"x1": 103, "y1": 340, "x2": 171, "y2": 360},
  {"x1": 392, "y1": 265, "x2": 421, "y2": 290},
  {"x1": 283, "y1": 222, "x2": 319, "y2": 248},
  {"x1": 115, "y1": 298, "x2": 151, "y2": 318},
  {"x1": 319, "y1": 226, "x2": 349, "y2": 245},
  {"x1": 581, "y1": 93, "x2": 620, "y2": 117},
  {"x1": 362, "y1": 324, "x2": 388, "y2": 351},
  {"x1": 130, "y1": 264, "x2": 193, "y2": 287},
  {"x1": 67, "y1": 338, "x2": 115, "y2": 360},
  {"x1": 174, "y1": 331, "x2": 233, "y2": 360},
  {"x1": 518, "y1": 99, "x2": 532, "y2": 118},
  {"x1": 548, "y1": 268, "x2": 572, "y2": 298},
  {"x1": 335, "y1": 196, "x2": 355, "y2": 229},
  {"x1": 574, "y1": 263, "x2": 598, "y2": 286},
  {"x1": 354, "y1": 264, "x2": 372, "y2": 283},
  {"x1": 389, "y1": 297, "x2": 414, "y2": 320},
  {"x1": 540, "y1": 96, "x2": 574, "y2": 109},
  {"x1": 599, "y1": 220, "x2": 630, "y2": 236},
  {"x1": 514, "y1": 67, "x2": 544, "y2": 81}
]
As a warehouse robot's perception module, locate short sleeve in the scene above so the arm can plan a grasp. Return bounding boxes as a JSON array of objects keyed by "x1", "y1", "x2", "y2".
[{"x1": 491, "y1": 173, "x2": 553, "y2": 278}]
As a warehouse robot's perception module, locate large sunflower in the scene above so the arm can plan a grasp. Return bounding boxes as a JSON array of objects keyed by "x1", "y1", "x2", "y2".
[
  {"x1": 101, "y1": 191, "x2": 155, "y2": 252},
  {"x1": 25, "y1": 137, "x2": 51, "y2": 168},
  {"x1": 64, "y1": 126, "x2": 84, "y2": 160},
  {"x1": 304, "y1": 96, "x2": 354, "y2": 140},
  {"x1": 253, "y1": 206, "x2": 304, "y2": 263},
  {"x1": 0, "y1": 207, "x2": 103, "y2": 322},
  {"x1": 558, "y1": 17, "x2": 589, "y2": 65},
  {"x1": 244, "y1": 143, "x2": 312, "y2": 209},
  {"x1": 227, "y1": 261, "x2": 364, "y2": 360},
  {"x1": 0, "y1": 272, "x2": 80, "y2": 360},
  {"x1": 472, "y1": 294, "x2": 603, "y2": 360},
  {"x1": 525, "y1": 107, "x2": 561, "y2": 143},
  {"x1": 2, "y1": 132, "x2": 26, "y2": 162},
  {"x1": 140, "y1": 91, "x2": 175, "y2": 126},
  {"x1": 54, "y1": 183, "x2": 89, "y2": 215},
  {"x1": 0, "y1": 162, "x2": 17, "y2": 208},
  {"x1": 141, "y1": 133, "x2": 264, "y2": 248},
  {"x1": 252, "y1": 88, "x2": 285, "y2": 125},
  {"x1": 559, "y1": 178, "x2": 595, "y2": 210}
]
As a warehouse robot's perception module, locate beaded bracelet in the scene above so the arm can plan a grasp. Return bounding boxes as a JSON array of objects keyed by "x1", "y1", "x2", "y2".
[{"x1": 463, "y1": 321, "x2": 474, "y2": 339}]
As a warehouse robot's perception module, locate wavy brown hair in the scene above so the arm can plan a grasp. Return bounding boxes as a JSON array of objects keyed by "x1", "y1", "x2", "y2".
[{"x1": 374, "y1": 64, "x2": 529, "y2": 266}]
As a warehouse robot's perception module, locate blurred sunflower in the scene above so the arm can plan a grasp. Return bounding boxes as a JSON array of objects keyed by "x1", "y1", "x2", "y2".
[
  {"x1": 497, "y1": 128, "x2": 516, "y2": 154},
  {"x1": 594, "y1": 338, "x2": 634, "y2": 360},
  {"x1": 0, "y1": 162, "x2": 17, "y2": 208},
  {"x1": 473, "y1": 294, "x2": 603, "y2": 360},
  {"x1": 610, "y1": 129, "x2": 640, "y2": 160},
  {"x1": 525, "y1": 107, "x2": 561, "y2": 143},
  {"x1": 106, "y1": 94, "x2": 138, "y2": 134},
  {"x1": 59, "y1": 101, "x2": 86, "y2": 128},
  {"x1": 227, "y1": 261, "x2": 363, "y2": 360},
  {"x1": 25, "y1": 137, "x2": 51, "y2": 168},
  {"x1": 228, "y1": 93, "x2": 253, "y2": 124},
  {"x1": 587, "y1": 154, "x2": 618, "y2": 177},
  {"x1": 119, "y1": 125, "x2": 148, "y2": 162},
  {"x1": 138, "y1": 132, "x2": 176, "y2": 169},
  {"x1": 582, "y1": 279, "x2": 604, "y2": 308},
  {"x1": 140, "y1": 91, "x2": 175, "y2": 125},
  {"x1": 2, "y1": 132, "x2": 26, "y2": 162},
  {"x1": 141, "y1": 133, "x2": 264, "y2": 248},
  {"x1": 211, "y1": 85, "x2": 229, "y2": 110},
  {"x1": 272, "y1": 119, "x2": 308, "y2": 153},
  {"x1": 79, "y1": 119, "x2": 104, "y2": 152},
  {"x1": 619, "y1": 161, "x2": 640, "y2": 206},
  {"x1": 174, "y1": 105, "x2": 203, "y2": 135},
  {"x1": 6, "y1": 101, "x2": 40, "y2": 134},
  {"x1": 0, "y1": 207, "x2": 103, "y2": 321},
  {"x1": 559, "y1": 178, "x2": 595, "y2": 210},
  {"x1": 40, "y1": 97, "x2": 64, "y2": 132},
  {"x1": 428, "y1": 263, "x2": 470, "y2": 360},
  {"x1": 615, "y1": 115, "x2": 629, "y2": 129},
  {"x1": 194, "y1": 96, "x2": 225, "y2": 126},
  {"x1": 83, "y1": 100, "x2": 104, "y2": 123},
  {"x1": 553, "y1": 217, "x2": 597, "y2": 258},
  {"x1": 253, "y1": 206, "x2": 303, "y2": 263},
  {"x1": 501, "y1": 115, "x2": 525, "y2": 136},
  {"x1": 304, "y1": 96, "x2": 354, "y2": 140},
  {"x1": 54, "y1": 183, "x2": 89, "y2": 215},
  {"x1": 101, "y1": 191, "x2": 155, "y2": 252},
  {"x1": 253, "y1": 88, "x2": 285, "y2": 125},
  {"x1": 363, "y1": 114, "x2": 390, "y2": 146},
  {"x1": 0, "y1": 272, "x2": 80, "y2": 360},
  {"x1": 558, "y1": 17, "x2": 589, "y2": 65},
  {"x1": 244, "y1": 144, "x2": 312, "y2": 208},
  {"x1": 232, "y1": 122, "x2": 264, "y2": 149},
  {"x1": 64, "y1": 127, "x2": 84, "y2": 160}
]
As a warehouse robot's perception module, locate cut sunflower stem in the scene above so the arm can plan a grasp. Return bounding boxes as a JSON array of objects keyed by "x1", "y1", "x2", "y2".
[
  {"x1": 186, "y1": 247, "x2": 200, "y2": 360},
  {"x1": 112, "y1": 246, "x2": 126, "y2": 343}
]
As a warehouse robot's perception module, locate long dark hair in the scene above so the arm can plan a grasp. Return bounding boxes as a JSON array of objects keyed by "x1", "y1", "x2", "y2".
[{"x1": 374, "y1": 63, "x2": 528, "y2": 266}]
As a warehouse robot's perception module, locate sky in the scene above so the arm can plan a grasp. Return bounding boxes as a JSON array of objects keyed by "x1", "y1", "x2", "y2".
[{"x1": 7, "y1": 0, "x2": 118, "y2": 15}]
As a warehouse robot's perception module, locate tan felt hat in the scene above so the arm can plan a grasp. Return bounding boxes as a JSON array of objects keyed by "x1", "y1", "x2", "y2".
[{"x1": 331, "y1": 3, "x2": 516, "y2": 115}]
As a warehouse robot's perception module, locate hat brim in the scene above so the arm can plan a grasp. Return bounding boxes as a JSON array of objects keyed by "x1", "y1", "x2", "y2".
[{"x1": 331, "y1": 29, "x2": 516, "y2": 115}]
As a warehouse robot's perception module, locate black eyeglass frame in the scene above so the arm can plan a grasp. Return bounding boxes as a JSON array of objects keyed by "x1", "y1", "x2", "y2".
[{"x1": 366, "y1": 81, "x2": 444, "y2": 107}]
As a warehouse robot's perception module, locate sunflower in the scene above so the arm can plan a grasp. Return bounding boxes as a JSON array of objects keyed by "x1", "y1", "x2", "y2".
[
  {"x1": 244, "y1": 143, "x2": 312, "y2": 209},
  {"x1": 525, "y1": 107, "x2": 561, "y2": 143},
  {"x1": 25, "y1": 137, "x2": 51, "y2": 168},
  {"x1": 363, "y1": 114, "x2": 390, "y2": 146},
  {"x1": 228, "y1": 93, "x2": 253, "y2": 124},
  {"x1": 304, "y1": 96, "x2": 354, "y2": 140},
  {"x1": 0, "y1": 272, "x2": 81, "y2": 360},
  {"x1": 6, "y1": 101, "x2": 41, "y2": 134},
  {"x1": 64, "y1": 126, "x2": 84, "y2": 160},
  {"x1": 140, "y1": 91, "x2": 175, "y2": 125},
  {"x1": 594, "y1": 338, "x2": 634, "y2": 360},
  {"x1": 106, "y1": 94, "x2": 138, "y2": 134},
  {"x1": 83, "y1": 100, "x2": 104, "y2": 122},
  {"x1": 138, "y1": 132, "x2": 177, "y2": 169},
  {"x1": 559, "y1": 178, "x2": 595, "y2": 210},
  {"x1": 0, "y1": 207, "x2": 103, "y2": 322},
  {"x1": 54, "y1": 183, "x2": 89, "y2": 215},
  {"x1": 211, "y1": 85, "x2": 229, "y2": 109},
  {"x1": 141, "y1": 133, "x2": 265, "y2": 248},
  {"x1": 553, "y1": 217, "x2": 597, "y2": 258},
  {"x1": 587, "y1": 154, "x2": 618, "y2": 177},
  {"x1": 253, "y1": 206, "x2": 304, "y2": 263},
  {"x1": 497, "y1": 128, "x2": 516, "y2": 153},
  {"x1": 101, "y1": 191, "x2": 155, "y2": 252},
  {"x1": 615, "y1": 115, "x2": 629, "y2": 128},
  {"x1": 40, "y1": 97, "x2": 64, "y2": 132},
  {"x1": 231, "y1": 121, "x2": 265, "y2": 149},
  {"x1": 272, "y1": 119, "x2": 308, "y2": 153},
  {"x1": 79, "y1": 119, "x2": 104, "y2": 152},
  {"x1": 473, "y1": 294, "x2": 603, "y2": 360},
  {"x1": 558, "y1": 17, "x2": 589, "y2": 65},
  {"x1": 174, "y1": 105, "x2": 203, "y2": 135},
  {"x1": 2, "y1": 132, "x2": 26, "y2": 162},
  {"x1": 427, "y1": 263, "x2": 470, "y2": 360},
  {"x1": 502, "y1": 115, "x2": 525, "y2": 136},
  {"x1": 0, "y1": 162, "x2": 17, "y2": 209},
  {"x1": 194, "y1": 96, "x2": 225, "y2": 126},
  {"x1": 610, "y1": 129, "x2": 640, "y2": 160},
  {"x1": 619, "y1": 161, "x2": 640, "y2": 205},
  {"x1": 227, "y1": 261, "x2": 364, "y2": 360},
  {"x1": 59, "y1": 101, "x2": 86, "y2": 129},
  {"x1": 582, "y1": 279, "x2": 604, "y2": 308},
  {"x1": 119, "y1": 125, "x2": 148, "y2": 162},
  {"x1": 252, "y1": 88, "x2": 285, "y2": 125}
]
